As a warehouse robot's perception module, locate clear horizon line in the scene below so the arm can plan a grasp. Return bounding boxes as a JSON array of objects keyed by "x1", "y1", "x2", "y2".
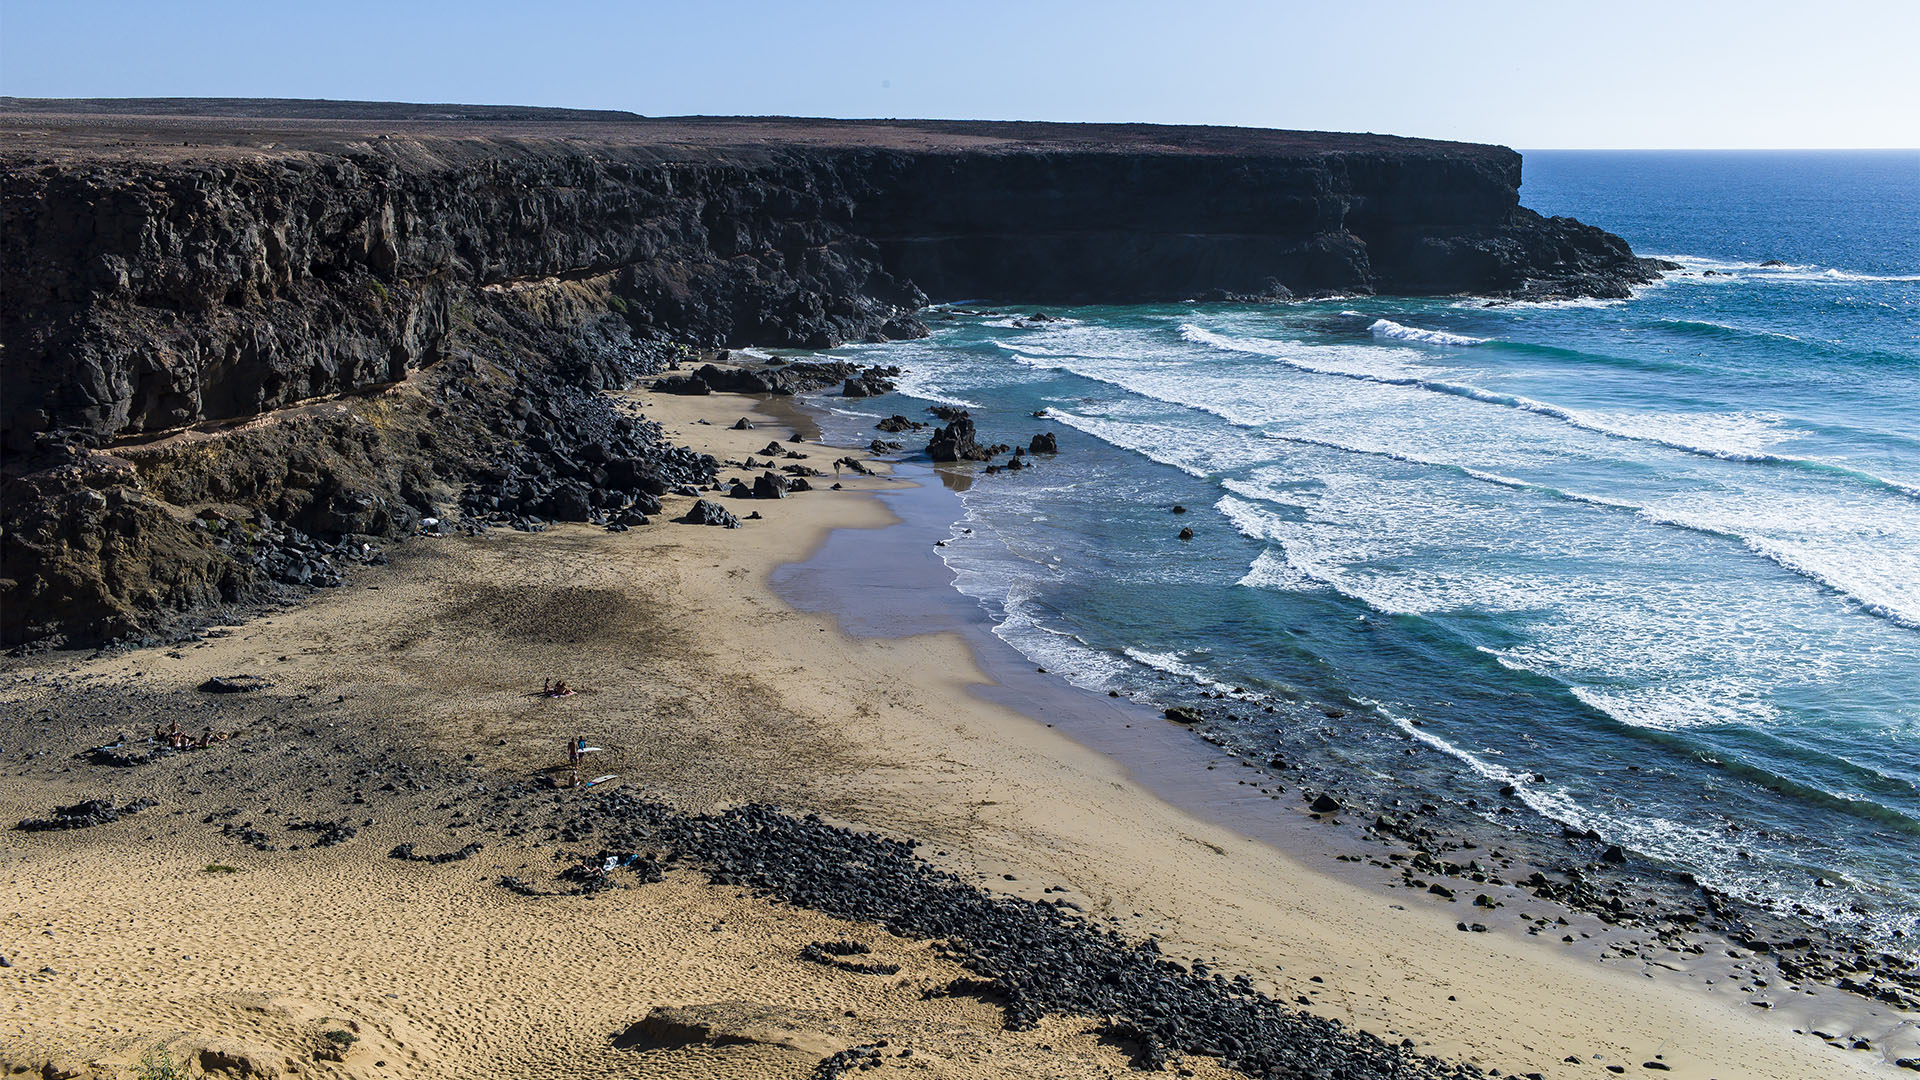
[{"x1": 2, "y1": 95, "x2": 1916, "y2": 152}]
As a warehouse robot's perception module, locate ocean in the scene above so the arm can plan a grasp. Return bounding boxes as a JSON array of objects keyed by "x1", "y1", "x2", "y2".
[{"x1": 802, "y1": 151, "x2": 1920, "y2": 954}]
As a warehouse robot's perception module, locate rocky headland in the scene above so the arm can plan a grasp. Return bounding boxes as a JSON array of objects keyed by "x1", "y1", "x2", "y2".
[{"x1": 0, "y1": 99, "x2": 1666, "y2": 649}]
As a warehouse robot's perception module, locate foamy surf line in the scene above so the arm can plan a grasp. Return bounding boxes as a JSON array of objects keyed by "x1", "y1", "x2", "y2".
[
  {"x1": 1237, "y1": 433, "x2": 1920, "y2": 631},
  {"x1": 1025, "y1": 368, "x2": 1920, "y2": 632},
  {"x1": 1652, "y1": 252, "x2": 1920, "y2": 283},
  {"x1": 1176, "y1": 322, "x2": 1920, "y2": 501},
  {"x1": 1366, "y1": 318, "x2": 1488, "y2": 347}
]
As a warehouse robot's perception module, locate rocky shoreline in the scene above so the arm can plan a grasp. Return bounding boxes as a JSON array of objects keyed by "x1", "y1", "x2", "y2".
[{"x1": 775, "y1": 389, "x2": 1919, "y2": 1069}]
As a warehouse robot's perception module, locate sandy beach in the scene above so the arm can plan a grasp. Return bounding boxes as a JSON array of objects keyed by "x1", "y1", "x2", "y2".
[{"x1": 0, "y1": 374, "x2": 1900, "y2": 1079}]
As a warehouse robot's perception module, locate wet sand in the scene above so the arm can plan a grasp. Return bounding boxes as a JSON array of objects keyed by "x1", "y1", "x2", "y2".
[{"x1": 0, "y1": 376, "x2": 1897, "y2": 1079}]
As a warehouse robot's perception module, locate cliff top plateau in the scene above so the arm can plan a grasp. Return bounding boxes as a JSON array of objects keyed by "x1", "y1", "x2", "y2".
[{"x1": 0, "y1": 97, "x2": 1514, "y2": 167}]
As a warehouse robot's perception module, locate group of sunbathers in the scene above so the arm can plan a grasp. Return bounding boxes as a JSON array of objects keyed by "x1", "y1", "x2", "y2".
[
  {"x1": 541, "y1": 678, "x2": 575, "y2": 698},
  {"x1": 153, "y1": 720, "x2": 230, "y2": 749}
]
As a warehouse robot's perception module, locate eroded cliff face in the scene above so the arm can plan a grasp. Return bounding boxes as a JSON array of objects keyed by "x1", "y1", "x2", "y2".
[
  {"x1": 3, "y1": 118, "x2": 1658, "y2": 450},
  {"x1": 0, "y1": 149, "x2": 925, "y2": 451},
  {"x1": 0, "y1": 111, "x2": 1660, "y2": 646}
]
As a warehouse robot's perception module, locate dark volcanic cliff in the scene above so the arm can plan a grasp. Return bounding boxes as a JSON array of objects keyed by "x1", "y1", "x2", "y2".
[
  {"x1": 0, "y1": 104, "x2": 1660, "y2": 646},
  {"x1": 1, "y1": 108, "x2": 1658, "y2": 450}
]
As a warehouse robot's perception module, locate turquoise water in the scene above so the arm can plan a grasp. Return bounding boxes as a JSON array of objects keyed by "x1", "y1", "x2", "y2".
[{"x1": 809, "y1": 151, "x2": 1920, "y2": 951}]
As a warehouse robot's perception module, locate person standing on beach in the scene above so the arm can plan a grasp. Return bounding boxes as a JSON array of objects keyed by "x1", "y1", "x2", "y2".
[{"x1": 566, "y1": 735, "x2": 583, "y2": 786}]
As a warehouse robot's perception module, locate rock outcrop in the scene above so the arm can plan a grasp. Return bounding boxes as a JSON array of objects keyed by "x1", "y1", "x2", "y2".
[{"x1": 926, "y1": 413, "x2": 994, "y2": 463}]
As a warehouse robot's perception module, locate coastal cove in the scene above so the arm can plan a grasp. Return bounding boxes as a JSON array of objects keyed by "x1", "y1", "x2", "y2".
[
  {"x1": 2, "y1": 101, "x2": 1915, "y2": 1080},
  {"x1": 0, "y1": 375, "x2": 1893, "y2": 1080}
]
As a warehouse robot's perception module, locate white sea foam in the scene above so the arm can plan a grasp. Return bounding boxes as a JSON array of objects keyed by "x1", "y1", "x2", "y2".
[
  {"x1": 1183, "y1": 323, "x2": 1901, "y2": 479},
  {"x1": 989, "y1": 339, "x2": 1074, "y2": 358},
  {"x1": 1569, "y1": 682, "x2": 1785, "y2": 732},
  {"x1": 993, "y1": 610, "x2": 1134, "y2": 692},
  {"x1": 1179, "y1": 323, "x2": 1274, "y2": 355},
  {"x1": 1236, "y1": 548, "x2": 1323, "y2": 592},
  {"x1": 1049, "y1": 410, "x2": 1276, "y2": 479},
  {"x1": 979, "y1": 314, "x2": 1085, "y2": 330},
  {"x1": 1214, "y1": 493, "x2": 1295, "y2": 541},
  {"x1": 1121, "y1": 647, "x2": 1241, "y2": 694},
  {"x1": 1367, "y1": 318, "x2": 1488, "y2": 347},
  {"x1": 1365, "y1": 699, "x2": 1600, "y2": 831},
  {"x1": 1735, "y1": 535, "x2": 1920, "y2": 630},
  {"x1": 1652, "y1": 253, "x2": 1920, "y2": 283},
  {"x1": 886, "y1": 365, "x2": 980, "y2": 409},
  {"x1": 1452, "y1": 295, "x2": 1627, "y2": 311},
  {"x1": 1363, "y1": 696, "x2": 1896, "y2": 941}
]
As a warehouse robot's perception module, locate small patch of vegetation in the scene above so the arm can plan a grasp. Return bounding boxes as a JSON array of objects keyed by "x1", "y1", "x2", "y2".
[
  {"x1": 137, "y1": 1046, "x2": 186, "y2": 1080},
  {"x1": 367, "y1": 279, "x2": 390, "y2": 303},
  {"x1": 202, "y1": 863, "x2": 239, "y2": 874},
  {"x1": 322, "y1": 1028, "x2": 358, "y2": 1049}
]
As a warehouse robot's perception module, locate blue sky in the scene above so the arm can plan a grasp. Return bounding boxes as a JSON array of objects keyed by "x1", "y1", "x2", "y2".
[{"x1": 2, "y1": 0, "x2": 1915, "y2": 148}]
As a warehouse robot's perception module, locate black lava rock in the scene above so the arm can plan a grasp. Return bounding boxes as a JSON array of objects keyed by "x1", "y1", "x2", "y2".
[{"x1": 679, "y1": 500, "x2": 742, "y2": 528}]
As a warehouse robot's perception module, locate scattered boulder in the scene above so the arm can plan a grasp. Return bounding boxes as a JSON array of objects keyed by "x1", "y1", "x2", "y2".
[
  {"x1": 199, "y1": 675, "x2": 272, "y2": 694},
  {"x1": 17, "y1": 798, "x2": 157, "y2": 832},
  {"x1": 680, "y1": 500, "x2": 743, "y2": 528},
  {"x1": 1178, "y1": 527, "x2": 1194, "y2": 540},
  {"x1": 876, "y1": 415, "x2": 919, "y2": 433},
  {"x1": 544, "y1": 483, "x2": 594, "y2": 522},
  {"x1": 1164, "y1": 706, "x2": 1203, "y2": 724},
  {"x1": 389, "y1": 842, "x2": 484, "y2": 864},
  {"x1": 653, "y1": 374, "x2": 714, "y2": 395},
  {"x1": 287, "y1": 819, "x2": 358, "y2": 847},
  {"x1": 1028, "y1": 432, "x2": 1059, "y2": 454},
  {"x1": 753, "y1": 472, "x2": 789, "y2": 499},
  {"x1": 731, "y1": 417, "x2": 755, "y2": 431},
  {"x1": 612, "y1": 1002, "x2": 853, "y2": 1057},
  {"x1": 1310, "y1": 793, "x2": 1342, "y2": 814}
]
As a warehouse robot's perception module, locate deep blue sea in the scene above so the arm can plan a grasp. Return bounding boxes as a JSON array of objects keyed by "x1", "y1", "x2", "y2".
[{"x1": 809, "y1": 151, "x2": 1920, "y2": 952}]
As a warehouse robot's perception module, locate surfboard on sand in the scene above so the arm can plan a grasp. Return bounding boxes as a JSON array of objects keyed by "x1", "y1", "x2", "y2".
[{"x1": 585, "y1": 774, "x2": 618, "y2": 788}]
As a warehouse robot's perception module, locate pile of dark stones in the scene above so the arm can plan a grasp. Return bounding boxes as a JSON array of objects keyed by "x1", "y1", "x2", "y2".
[
  {"x1": 286, "y1": 819, "x2": 358, "y2": 847},
  {"x1": 457, "y1": 349, "x2": 716, "y2": 530},
  {"x1": 195, "y1": 510, "x2": 385, "y2": 591},
  {"x1": 388, "y1": 841, "x2": 484, "y2": 864},
  {"x1": 15, "y1": 798, "x2": 157, "y2": 832},
  {"x1": 653, "y1": 360, "x2": 899, "y2": 398},
  {"x1": 1153, "y1": 689, "x2": 1920, "y2": 1015},
  {"x1": 562, "y1": 795, "x2": 1490, "y2": 1080}
]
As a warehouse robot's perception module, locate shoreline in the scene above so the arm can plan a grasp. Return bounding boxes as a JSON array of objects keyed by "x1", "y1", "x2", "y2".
[
  {"x1": 771, "y1": 392, "x2": 1918, "y2": 1065},
  {"x1": 0, "y1": 372, "x2": 1903, "y2": 1078}
]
